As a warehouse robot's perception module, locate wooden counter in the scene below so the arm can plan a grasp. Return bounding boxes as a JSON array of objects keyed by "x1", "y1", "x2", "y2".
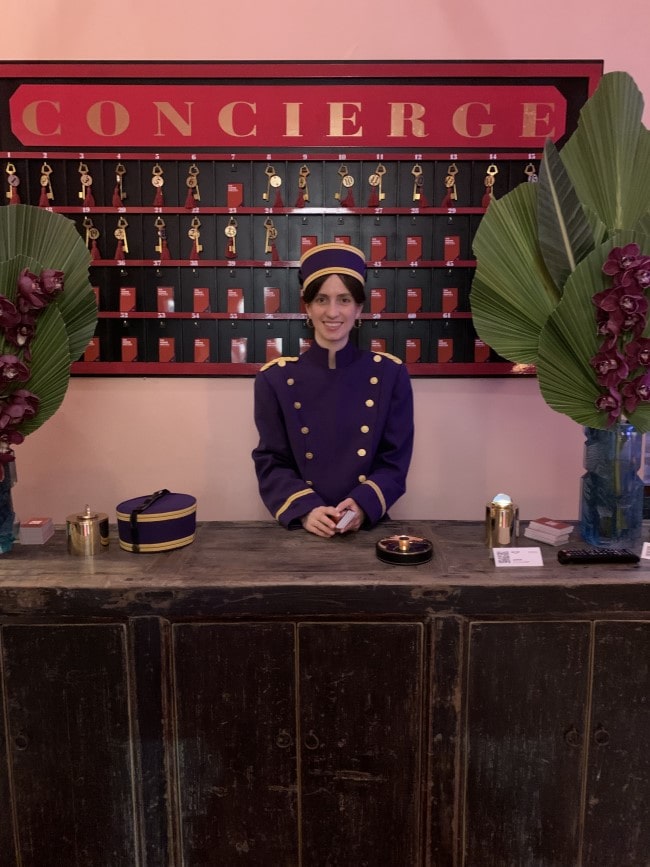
[{"x1": 1, "y1": 521, "x2": 649, "y2": 866}]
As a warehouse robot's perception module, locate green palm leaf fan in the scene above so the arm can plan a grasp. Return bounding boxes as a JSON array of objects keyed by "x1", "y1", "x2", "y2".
[
  {"x1": 470, "y1": 71, "x2": 650, "y2": 429},
  {"x1": 0, "y1": 205, "x2": 97, "y2": 435}
]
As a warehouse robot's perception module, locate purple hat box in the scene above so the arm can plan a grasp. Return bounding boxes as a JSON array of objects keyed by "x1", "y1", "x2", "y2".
[{"x1": 116, "y1": 489, "x2": 197, "y2": 553}]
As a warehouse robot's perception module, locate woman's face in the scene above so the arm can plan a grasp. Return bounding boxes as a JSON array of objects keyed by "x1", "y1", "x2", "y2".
[{"x1": 305, "y1": 274, "x2": 363, "y2": 352}]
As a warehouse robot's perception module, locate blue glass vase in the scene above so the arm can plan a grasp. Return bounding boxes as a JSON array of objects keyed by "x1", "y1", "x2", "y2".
[
  {"x1": 0, "y1": 461, "x2": 16, "y2": 554},
  {"x1": 579, "y1": 423, "x2": 644, "y2": 548}
]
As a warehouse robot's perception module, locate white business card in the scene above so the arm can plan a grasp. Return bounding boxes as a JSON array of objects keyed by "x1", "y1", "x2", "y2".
[{"x1": 493, "y1": 547, "x2": 544, "y2": 567}]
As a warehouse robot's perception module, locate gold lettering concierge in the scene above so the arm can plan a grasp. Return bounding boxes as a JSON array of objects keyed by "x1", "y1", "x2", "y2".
[
  {"x1": 17, "y1": 98, "x2": 559, "y2": 143},
  {"x1": 11, "y1": 84, "x2": 566, "y2": 147}
]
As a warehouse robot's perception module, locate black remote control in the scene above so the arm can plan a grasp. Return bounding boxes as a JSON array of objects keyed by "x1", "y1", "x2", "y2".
[{"x1": 557, "y1": 547, "x2": 640, "y2": 565}]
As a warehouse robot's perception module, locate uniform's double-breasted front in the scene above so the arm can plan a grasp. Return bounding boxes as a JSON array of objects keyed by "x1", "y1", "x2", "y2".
[{"x1": 252, "y1": 341, "x2": 414, "y2": 528}]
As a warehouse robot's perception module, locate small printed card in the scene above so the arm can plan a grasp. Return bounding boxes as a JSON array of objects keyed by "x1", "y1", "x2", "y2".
[
  {"x1": 406, "y1": 287, "x2": 422, "y2": 314},
  {"x1": 121, "y1": 337, "x2": 138, "y2": 362},
  {"x1": 263, "y1": 286, "x2": 281, "y2": 314},
  {"x1": 442, "y1": 286, "x2": 458, "y2": 313},
  {"x1": 265, "y1": 337, "x2": 283, "y2": 362},
  {"x1": 444, "y1": 234, "x2": 461, "y2": 261},
  {"x1": 370, "y1": 236, "x2": 387, "y2": 261},
  {"x1": 406, "y1": 235, "x2": 422, "y2": 261},
  {"x1": 301, "y1": 235, "x2": 318, "y2": 255},
  {"x1": 493, "y1": 547, "x2": 544, "y2": 567},
  {"x1": 194, "y1": 338, "x2": 210, "y2": 363},
  {"x1": 227, "y1": 288, "x2": 244, "y2": 314},
  {"x1": 371, "y1": 288, "x2": 387, "y2": 314},
  {"x1": 119, "y1": 286, "x2": 137, "y2": 313},
  {"x1": 158, "y1": 337, "x2": 175, "y2": 362},
  {"x1": 83, "y1": 337, "x2": 100, "y2": 362},
  {"x1": 438, "y1": 338, "x2": 453, "y2": 363},
  {"x1": 405, "y1": 337, "x2": 421, "y2": 363},
  {"x1": 157, "y1": 286, "x2": 175, "y2": 314},
  {"x1": 193, "y1": 287, "x2": 211, "y2": 313},
  {"x1": 227, "y1": 182, "x2": 243, "y2": 208},
  {"x1": 474, "y1": 339, "x2": 491, "y2": 362}
]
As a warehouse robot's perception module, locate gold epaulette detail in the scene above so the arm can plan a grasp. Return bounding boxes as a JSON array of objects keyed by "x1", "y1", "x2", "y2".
[
  {"x1": 260, "y1": 356, "x2": 299, "y2": 371},
  {"x1": 374, "y1": 351, "x2": 403, "y2": 365}
]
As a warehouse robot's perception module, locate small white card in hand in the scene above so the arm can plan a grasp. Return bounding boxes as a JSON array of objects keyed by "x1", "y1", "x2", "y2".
[
  {"x1": 335, "y1": 509, "x2": 357, "y2": 531},
  {"x1": 493, "y1": 547, "x2": 543, "y2": 567},
  {"x1": 641, "y1": 542, "x2": 650, "y2": 560}
]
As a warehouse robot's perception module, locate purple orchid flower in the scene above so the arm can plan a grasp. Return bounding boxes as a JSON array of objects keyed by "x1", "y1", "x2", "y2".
[
  {"x1": 0, "y1": 355, "x2": 31, "y2": 385},
  {"x1": 594, "y1": 389, "x2": 622, "y2": 426},
  {"x1": 0, "y1": 296, "x2": 21, "y2": 329},
  {"x1": 589, "y1": 347, "x2": 629, "y2": 388},
  {"x1": 621, "y1": 372, "x2": 650, "y2": 414}
]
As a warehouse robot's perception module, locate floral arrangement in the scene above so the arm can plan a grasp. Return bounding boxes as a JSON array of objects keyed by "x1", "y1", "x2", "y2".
[
  {"x1": 470, "y1": 71, "x2": 650, "y2": 432},
  {"x1": 591, "y1": 244, "x2": 650, "y2": 425},
  {"x1": 0, "y1": 205, "x2": 97, "y2": 480},
  {"x1": 0, "y1": 268, "x2": 66, "y2": 475}
]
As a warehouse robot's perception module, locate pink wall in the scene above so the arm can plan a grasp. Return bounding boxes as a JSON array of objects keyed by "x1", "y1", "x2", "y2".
[{"x1": 6, "y1": 0, "x2": 649, "y2": 524}]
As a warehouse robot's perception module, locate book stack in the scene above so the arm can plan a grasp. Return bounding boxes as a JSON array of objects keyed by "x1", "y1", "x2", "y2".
[
  {"x1": 524, "y1": 517, "x2": 573, "y2": 547},
  {"x1": 19, "y1": 517, "x2": 55, "y2": 545}
]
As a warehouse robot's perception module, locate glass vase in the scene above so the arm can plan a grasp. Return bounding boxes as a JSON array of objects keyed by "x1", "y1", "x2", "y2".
[
  {"x1": 579, "y1": 423, "x2": 644, "y2": 548},
  {"x1": 0, "y1": 461, "x2": 16, "y2": 554}
]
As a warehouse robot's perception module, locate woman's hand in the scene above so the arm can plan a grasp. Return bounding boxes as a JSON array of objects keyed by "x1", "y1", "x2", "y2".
[
  {"x1": 335, "y1": 498, "x2": 365, "y2": 533},
  {"x1": 301, "y1": 506, "x2": 341, "y2": 538}
]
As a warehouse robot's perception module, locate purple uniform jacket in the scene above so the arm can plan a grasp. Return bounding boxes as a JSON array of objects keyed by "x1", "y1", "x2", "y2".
[{"x1": 252, "y1": 340, "x2": 414, "y2": 528}]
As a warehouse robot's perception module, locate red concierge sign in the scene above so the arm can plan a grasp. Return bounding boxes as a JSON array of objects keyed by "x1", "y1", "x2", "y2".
[{"x1": 0, "y1": 61, "x2": 602, "y2": 153}]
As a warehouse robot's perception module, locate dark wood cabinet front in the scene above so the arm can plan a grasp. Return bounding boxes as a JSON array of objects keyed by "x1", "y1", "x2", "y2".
[
  {"x1": 0, "y1": 522, "x2": 649, "y2": 866},
  {"x1": 463, "y1": 619, "x2": 650, "y2": 867},
  {"x1": 583, "y1": 621, "x2": 650, "y2": 866},
  {"x1": 172, "y1": 622, "x2": 298, "y2": 866},
  {"x1": 171, "y1": 620, "x2": 425, "y2": 866},
  {"x1": 0, "y1": 623, "x2": 138, "y2": 867}
]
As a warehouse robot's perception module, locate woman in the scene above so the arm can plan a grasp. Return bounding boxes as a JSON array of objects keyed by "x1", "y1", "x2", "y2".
[{"x1": 252, "y1": 242, "x2": 414, "y2": 538}]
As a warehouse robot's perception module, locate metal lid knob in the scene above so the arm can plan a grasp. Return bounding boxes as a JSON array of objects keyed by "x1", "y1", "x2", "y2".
[{"x1": 376, "y1": 534, "x2": 433, "y2": 565}]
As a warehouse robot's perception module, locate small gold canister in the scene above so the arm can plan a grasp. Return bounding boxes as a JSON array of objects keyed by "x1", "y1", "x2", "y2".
[
  {"x1": 485, "y1": 493, "x2": 519, "y2": 548},
  {"x1": 66, "y1": 505, "x2": 109, "y2": 556}
]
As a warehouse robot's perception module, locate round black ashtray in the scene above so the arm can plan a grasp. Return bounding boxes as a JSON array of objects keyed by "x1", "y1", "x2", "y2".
[{"x1": 376, "y1": 534, "x2": 433, "y2": 565}]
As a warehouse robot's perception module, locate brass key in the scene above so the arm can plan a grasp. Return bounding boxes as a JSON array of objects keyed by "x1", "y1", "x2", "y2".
[
  {"x1": 334, "y1": 164, "x2": 349, "y2": 200},
  {"x1": 525, "y1": 162, "x2": 538, "y2": 183},
  {"x1": 115, "y1": 162, "x2": 127, "y2": 202},
  {"x1": 114, "y1": 216, "x2": 129, "y2": 254},
  {"x1": 78, "y1": 161, "x2": 92, "y2": 200},
  {"x1": 5, "y1": 162, "x2": 19, "y2": 201},
  {"x1": 154, "y1": 216, "x2": 167, "y2": 256},
  {"x1": 369, "y1": 163, "x2": 386, "y2": 201},
  {"x1": 83, "y1": 215, "x2": 100, "y2": 248},
  {"x1": 298, "y1": 164, "x2": 310, "y2": 202},
  {"x1": 188, "y1": 217, "x2": 203, "y2": 254},
  {"x1": 225, "y1": 216, "x2": 238, "y2": 257},
  {"x1": 40, "y1": 162, "x2": 53, "y2": 200},
  {"x1": 186, "y1": 163, "x2": 201, "y2": 203},
  {"x1": 263, "y1": 164, "x2": 281, "y2": 201},
  {"x1": 444, "y1": 163, "x2": 458, "y2": 202},
  {"x1": 484, "y1": 164, "x2": 498, "y2": 202},
  {"x1": 411, "y1": 164, "x2": 423, "y2": 201},
  {"x1": 264, "y1": 217, "x2": 278, "y2": 254}
]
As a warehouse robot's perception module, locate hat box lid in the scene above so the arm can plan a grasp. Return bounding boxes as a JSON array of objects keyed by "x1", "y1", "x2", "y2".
[{"x1": 116, "y1": 489, "x2": 197, "y2": 553}]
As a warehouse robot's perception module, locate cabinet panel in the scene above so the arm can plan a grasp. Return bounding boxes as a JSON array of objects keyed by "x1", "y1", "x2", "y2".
[
  {"x1": 171, "y1": 622, "x2": 298, "y2": 866},
  {"x1": 0, "y1": 623, "x2": 137, "y2": 867},
  {"x1": 298, "y1": 621, "x2": 425, "y2": 867},
  {"x1": 583, "y1": 620, "x2": 650, "y2": 866},
  {"x1": 463, "y1": 621, "x2": 591, "y2": 867}
]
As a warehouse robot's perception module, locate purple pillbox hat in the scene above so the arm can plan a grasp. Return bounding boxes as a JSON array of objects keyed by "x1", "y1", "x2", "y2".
[{"x1": 299, "y1": 242, "x2": 367, "y2": 295}]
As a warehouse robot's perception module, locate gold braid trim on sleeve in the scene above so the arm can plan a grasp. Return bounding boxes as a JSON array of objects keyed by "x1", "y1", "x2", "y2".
[{"x1": 275, "y1": 488, "x2": 315, "y2": 521}]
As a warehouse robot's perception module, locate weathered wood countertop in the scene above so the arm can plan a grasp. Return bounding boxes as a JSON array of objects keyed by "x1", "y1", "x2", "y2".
[{"x1": 1, "y1": 520, "x2": 649, "y2": 618}]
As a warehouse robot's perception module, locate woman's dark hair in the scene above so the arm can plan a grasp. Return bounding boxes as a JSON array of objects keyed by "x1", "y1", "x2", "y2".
[{"x1": 301, "y1": 272, "x2": 366, "y2": 305}]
